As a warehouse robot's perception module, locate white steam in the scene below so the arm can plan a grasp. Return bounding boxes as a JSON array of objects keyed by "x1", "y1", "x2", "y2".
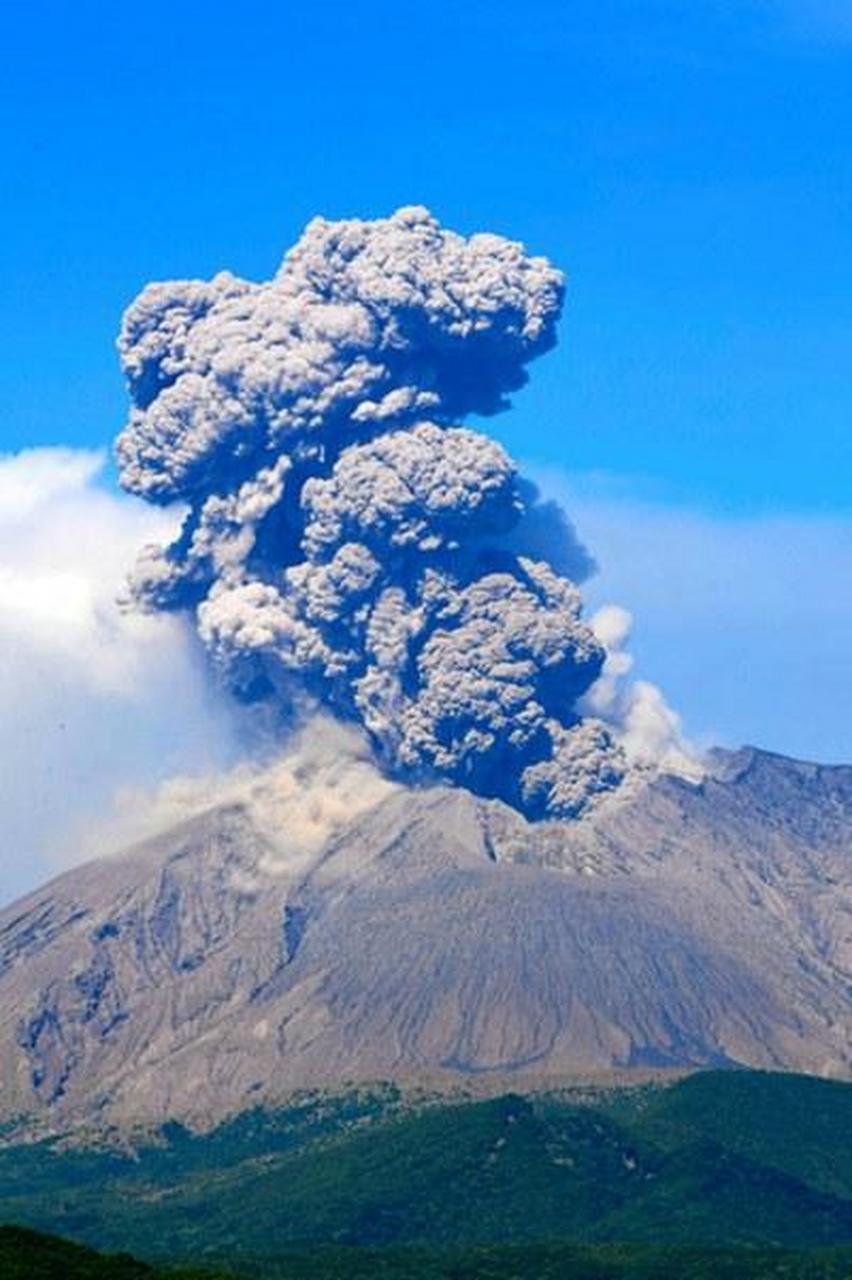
[
  {"x1": 72, "y1": 716, "x2": 398, "y2": 873},
  {"x1": 582, "y1": 603, "x2": 704, "y2": 780}
]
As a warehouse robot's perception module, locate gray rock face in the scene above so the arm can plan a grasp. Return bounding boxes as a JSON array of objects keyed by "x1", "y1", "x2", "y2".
[{"x1": 2, "y1": 746, "x2": 852, "y2": 1133}]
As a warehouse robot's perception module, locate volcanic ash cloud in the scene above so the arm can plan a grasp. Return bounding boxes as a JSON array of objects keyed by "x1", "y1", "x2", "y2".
[{"x1": 116, "y1": 205, "x2": 628, "y2": 819}]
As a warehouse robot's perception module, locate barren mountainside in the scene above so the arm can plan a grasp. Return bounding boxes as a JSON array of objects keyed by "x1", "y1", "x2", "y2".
[{"x1": 2, "y1": 746, "x2": 852, "y2": 1133}]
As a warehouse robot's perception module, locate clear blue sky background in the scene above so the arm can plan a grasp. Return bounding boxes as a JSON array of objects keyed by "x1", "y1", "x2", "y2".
[{"x1": 1, "y1": 0, "x2": 851, "y2": 761}]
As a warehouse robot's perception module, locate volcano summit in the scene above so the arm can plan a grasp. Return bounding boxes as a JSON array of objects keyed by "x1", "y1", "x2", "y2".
[{"x1": 0, "y1": 211, "x2": 846, "y2": 1138}]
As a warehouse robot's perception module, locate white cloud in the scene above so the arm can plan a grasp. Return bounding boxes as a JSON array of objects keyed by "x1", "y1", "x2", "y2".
[
  {"x1": 0, "y1": 448, "x2": 102, "y2": 522},
  {"x1": 0, "y1": 449, "x2": 242, "y2": 904}
]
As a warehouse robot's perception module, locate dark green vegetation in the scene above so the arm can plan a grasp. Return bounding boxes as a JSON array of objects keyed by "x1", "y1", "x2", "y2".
[
  {"x1": 6, "y1": 1228, "x2": 852, "y2": 1280},
  {"x1": 0, "y1": 1223, "x2": 227, "y2": 1279},
  {"x1": 4, "y1": 1072, "x2": 852, "y2": 1277},
  {"x1": 234, "y1": 1243, "x2": 852, "y2": 1278},
  {"x1": 0, "y1": 1226, "x2": 151, "y2": 1280}
]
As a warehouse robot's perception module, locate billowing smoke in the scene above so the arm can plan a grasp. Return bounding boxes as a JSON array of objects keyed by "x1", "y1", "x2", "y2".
[{"x1": 116, "y1": 206, "x2": 629, "y2": 819}]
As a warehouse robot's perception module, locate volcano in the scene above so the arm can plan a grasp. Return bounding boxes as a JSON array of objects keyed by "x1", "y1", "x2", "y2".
[{"x1": 2, "y1": 746, "x2": 852, "y2": 1135}]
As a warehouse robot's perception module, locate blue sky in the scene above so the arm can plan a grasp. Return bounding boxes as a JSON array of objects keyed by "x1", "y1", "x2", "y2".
[{"x1": 1, "y1": 0, "x2": 851, "y2": 775}]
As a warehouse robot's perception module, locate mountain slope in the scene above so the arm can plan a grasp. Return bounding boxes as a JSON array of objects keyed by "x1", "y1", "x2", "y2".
[{"x1": 2, "y1": 748, "x2": 852, "y2": 1131}]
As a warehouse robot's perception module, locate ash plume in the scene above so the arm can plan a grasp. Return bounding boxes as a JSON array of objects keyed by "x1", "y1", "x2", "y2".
[{"x1": 117, "y1": 206, "x2": 628, "y2": 818}]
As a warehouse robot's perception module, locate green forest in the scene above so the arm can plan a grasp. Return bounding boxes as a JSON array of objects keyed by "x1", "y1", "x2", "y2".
[{"x1": 4, "y1": 1071, "x2": 852, "y2": 1278}]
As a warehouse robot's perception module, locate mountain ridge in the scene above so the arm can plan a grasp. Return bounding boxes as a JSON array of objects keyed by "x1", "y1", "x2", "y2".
[{"x1": 2, "y1": 746, "x2": 852, "y2": 1134}]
